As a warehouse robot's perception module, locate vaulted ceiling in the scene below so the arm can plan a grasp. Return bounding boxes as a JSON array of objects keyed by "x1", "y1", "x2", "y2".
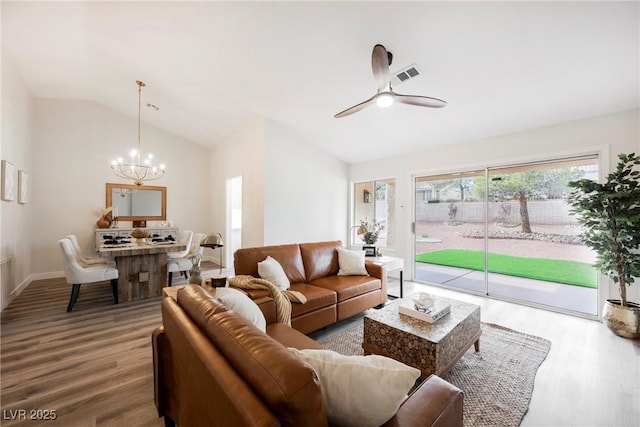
[{"x1": 2, "y1": 1, "x2": 638, "y2": 164}]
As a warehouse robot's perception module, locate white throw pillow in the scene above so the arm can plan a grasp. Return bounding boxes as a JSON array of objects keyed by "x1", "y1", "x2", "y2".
[
  {"x1": 257, "y1": 256, "x2": 290, "y2": 290},
  {"x1": 336, "y1": 247, "x2": 369, "y2": 276},
  {"x1": 288, "y1": 348, "x2": 420, "y2": 427},
  {"x1": 214, "y1": 287, "x2": 266, "y2": 333}
]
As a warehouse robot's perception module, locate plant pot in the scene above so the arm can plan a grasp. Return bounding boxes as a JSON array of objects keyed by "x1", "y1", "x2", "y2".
[{"x1": 602, "y1": 299, "x2": 640, "y2": 339}]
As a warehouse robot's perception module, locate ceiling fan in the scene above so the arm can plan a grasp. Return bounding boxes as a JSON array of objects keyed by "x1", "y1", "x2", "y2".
[{"x1": 334, "y1": 44, "x2": 446, "y2": 118}]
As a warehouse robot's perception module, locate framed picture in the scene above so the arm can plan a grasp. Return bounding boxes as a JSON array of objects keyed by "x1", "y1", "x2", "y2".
[
  {"x1": 1, "y1": 160, "x2": 15, "y2": 202},
  {"x1": 363, "y1": 245, "x2": 376, "y2": 257},
  {"x1": 363, "y1": 189, "x2": 372, "y2": 203},
  {"x1": 18, "y1": 170, "x2": 28, "y2": 204}
]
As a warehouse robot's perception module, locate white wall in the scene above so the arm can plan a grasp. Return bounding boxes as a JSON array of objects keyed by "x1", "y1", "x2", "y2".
[
  {"x1": 210, "y1": 120, "x2": 350, "y2": 266},
  {"x1": 350, "y1": 109, "x2": 640, "y2": 305},
  {"x1": 31, "y1": 99, "x2": 211, "y2": 276},
  {"x1": 1, "y1": 55, "x2": 34, "y2": 309},
  {"x1": 264, "y1": 122, "x2": 348, "y2": 245},
  {"x1": 209, "y1": 120, "x2": 267, "y2": 267}
]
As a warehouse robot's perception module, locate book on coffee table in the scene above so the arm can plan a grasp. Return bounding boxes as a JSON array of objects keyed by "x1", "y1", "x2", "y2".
[{"x1": 398, "y1": 298, "x2": 451, "y2": 323}]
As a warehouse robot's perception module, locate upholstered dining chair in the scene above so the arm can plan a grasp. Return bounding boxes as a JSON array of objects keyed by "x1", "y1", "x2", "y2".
[
  {"x1": 58, "y1": 238, "x2": 119, "y2": 312},
  {"x1": 167, "y1": 230, "x2": 194, "y2": 260},
  {"x1": 65, "y1": 234, "x2": 116, "y2": 267},
  {"x1": 167, "y1": 232, "x2": 206, "y2": 286}
]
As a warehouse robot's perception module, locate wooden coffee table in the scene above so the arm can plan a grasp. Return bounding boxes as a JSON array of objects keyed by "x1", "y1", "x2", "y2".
[{"x1": 363, "y1": 295, "x2": 481, "y2": 378}]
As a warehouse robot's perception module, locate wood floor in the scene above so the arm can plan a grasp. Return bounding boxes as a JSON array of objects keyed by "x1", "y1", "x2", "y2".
[
  {"x1": 1, "y1": 278, "x2": 164, "y2": 426},
  {"x1": 1, "y1": 276, "x2": 639, "y2": 426},
  {"x1": 401, "y1": 281, "x2": 640, "y2": 427}
]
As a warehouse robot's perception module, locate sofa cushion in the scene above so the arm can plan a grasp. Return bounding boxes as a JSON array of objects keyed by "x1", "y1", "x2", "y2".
[
  {"x1": 289, "y1": 283, "x2": 337, "y2": 317},
  {"x1": 309, "y1": 276, "x2": 381, "y2": 302},
  {"x1": 336, "y1": 248, "x2": 369, "y2": 276},
  {"x1": 203, "y1": 311, "x2": 326, "y2": 426},
  {"x1": 299, "y1": 241, "x2": 341, "y2": 282},
  {"x1": 235, "y1": 244, "x2": 307, "y2": 284},
  {"x1": 258, "y1": 256, "x2": 291, "y2": 290},
  {"x1": 242, "y1": 288, "x2": 270, "y2": 300},
  {"x1": 289, "y1": 348, "x2": 421, "y2": 427},
  {"x1": 215, "y1": 287, "x2": 267, "y2": 333}
]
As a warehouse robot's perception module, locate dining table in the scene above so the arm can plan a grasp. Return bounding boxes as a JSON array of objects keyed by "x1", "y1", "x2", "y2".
[{"x1": 98, "y1": 241, "x2": 186, "y2": 303}]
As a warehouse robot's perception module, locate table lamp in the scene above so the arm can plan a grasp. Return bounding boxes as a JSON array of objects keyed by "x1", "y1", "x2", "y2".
[
  {"x1": 201, "y1": 233, "x2": 225, "y2": 285},
  {"x1": 349, "y1": 224, "x2": 368, "y2": 248}
]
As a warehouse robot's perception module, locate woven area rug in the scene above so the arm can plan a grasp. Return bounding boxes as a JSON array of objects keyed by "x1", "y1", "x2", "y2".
[{"x1": 318, "y1": 322, "x2": 551, "y2": 427}]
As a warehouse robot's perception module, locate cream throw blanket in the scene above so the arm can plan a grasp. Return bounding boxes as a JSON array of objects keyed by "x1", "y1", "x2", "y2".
[{"x1": 228, "y1": 275, "x2": 307, "y2": 326}]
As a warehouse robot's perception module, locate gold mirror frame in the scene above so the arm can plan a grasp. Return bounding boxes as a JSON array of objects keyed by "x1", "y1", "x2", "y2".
[{"x1": 106, "y1": 183, "x2": 167, "y2": 221}]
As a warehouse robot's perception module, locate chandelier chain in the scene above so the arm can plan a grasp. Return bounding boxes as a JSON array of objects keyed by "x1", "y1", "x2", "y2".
[{"x1": 110, "y1": 80, "x2": 165, "y2": 186}]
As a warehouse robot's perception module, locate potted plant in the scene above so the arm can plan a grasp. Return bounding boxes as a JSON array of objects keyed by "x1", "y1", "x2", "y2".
[
  {"x1": 359, "y1": 218, "x2": 384, "y2": 245},
  {"x1": 568, "y1": 152, "x2": 640, "y2": 339}
]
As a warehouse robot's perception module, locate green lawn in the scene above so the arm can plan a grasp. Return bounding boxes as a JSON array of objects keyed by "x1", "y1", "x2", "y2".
[{"x1": 415, "y1": 249, "x2": 596, "y2": 288}]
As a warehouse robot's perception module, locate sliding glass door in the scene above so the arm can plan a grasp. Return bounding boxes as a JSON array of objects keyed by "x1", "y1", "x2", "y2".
[
  {"x1": 414, "y1": 171, "x2": 485, "y2": 293},
  {"x1": 414, "y1": 156, "x2": 599, "y2": 316}
]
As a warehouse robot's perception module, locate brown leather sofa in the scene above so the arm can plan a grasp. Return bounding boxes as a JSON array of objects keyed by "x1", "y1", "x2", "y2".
[
  {"x1": 153, "y1": 285, "x2": 464, "y2": 427},
  {"x1": 233, "y1": 241, "x2": 388, "y2": 334}
]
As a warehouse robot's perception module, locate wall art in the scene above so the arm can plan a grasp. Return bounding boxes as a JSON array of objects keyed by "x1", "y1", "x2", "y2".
[
  {"x1": 1, "y1": 160, "x2": 15, "y2": 202},
  {"x1": 18, "y1": 170, "x2": 28, "y2": 204}
]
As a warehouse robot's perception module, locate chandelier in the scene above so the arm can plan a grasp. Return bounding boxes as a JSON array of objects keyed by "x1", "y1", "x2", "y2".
[{"x1": 111, "y1": 80, "x2": 165, "y2": 186}]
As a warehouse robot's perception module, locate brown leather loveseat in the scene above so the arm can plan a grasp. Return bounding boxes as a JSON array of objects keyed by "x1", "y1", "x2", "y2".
[
  {"x1": 233, "y1": 241, "x2": 387, "y2": 334},
  {"x1": 153, "y1": 285, "x2": 463, "y2": 427}
]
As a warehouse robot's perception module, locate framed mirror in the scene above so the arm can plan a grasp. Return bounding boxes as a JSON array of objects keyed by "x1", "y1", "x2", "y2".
[{"x1": 106, "y1": 183, "x2": 167, "y2": 221}]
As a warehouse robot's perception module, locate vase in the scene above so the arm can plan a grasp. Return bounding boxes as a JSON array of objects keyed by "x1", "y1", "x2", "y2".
[
  {"x1": 189, "y1": 265, "x2": 202, "y2": 285},
  {"x1": 602, "y1": 299, "x2": 640, "y2": 339},
  {"x1": 96, "y1": 217, "x2": 111, "y2": 229},
  {"x1": 363, "y1": 232, "x2": 377, "y2": 245}
]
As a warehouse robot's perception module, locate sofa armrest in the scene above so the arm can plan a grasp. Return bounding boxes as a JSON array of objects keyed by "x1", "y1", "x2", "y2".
[
  {"x1": 254, "y1": 296, "x2": 277, "y2": 325},
  {"x1": 382, "y1": 375, "x2": 463, "y2": 427},
  {"x1": 365, "y1": 261, "x2": 387, "y2": 298},
  {"x1": 364, "y1": 260, "x2": 385, "y2": 279}
]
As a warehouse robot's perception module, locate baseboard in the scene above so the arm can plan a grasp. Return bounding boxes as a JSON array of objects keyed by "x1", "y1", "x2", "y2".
[
  {"x1": 1, "y1": 273, "x2": 41, "y2": 312},
  {"x1": 31, "y1": 271, "x2": 65, "y2": 281}
]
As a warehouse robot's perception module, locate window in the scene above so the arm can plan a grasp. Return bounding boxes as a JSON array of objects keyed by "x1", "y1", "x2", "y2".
[
  {"x1": 414, "y1": 154, "x2": 599, "y2": 317},
  {"x1": 353, "y1": 179, "x2": 396, "y2": 247}
]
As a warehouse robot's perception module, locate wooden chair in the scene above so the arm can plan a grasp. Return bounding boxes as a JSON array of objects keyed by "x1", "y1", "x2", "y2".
[{"x1": 58, "y1": 238, "x2": 119, "y2": 312}]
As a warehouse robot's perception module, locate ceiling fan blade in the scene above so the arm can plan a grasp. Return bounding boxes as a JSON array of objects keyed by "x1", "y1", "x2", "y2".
[
  {"x1": 393, "y1": 92, "x2": 447, "y2": 108},
  {"x1": 371, "y1": 44, "x2": 390, "y2": 92},
  {"x1": 334, "y1": 94, "x2": 377, "y2": 118}
]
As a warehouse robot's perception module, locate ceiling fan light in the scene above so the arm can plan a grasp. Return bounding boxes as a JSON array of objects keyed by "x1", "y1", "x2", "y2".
[{"x1": 376, "y1": 92, "x2": 393, "y2": 108}]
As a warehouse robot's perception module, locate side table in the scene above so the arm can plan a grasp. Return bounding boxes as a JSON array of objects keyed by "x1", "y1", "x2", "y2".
[{"x1": 366, "y1": 256, "x2": 404, "y2": 299}]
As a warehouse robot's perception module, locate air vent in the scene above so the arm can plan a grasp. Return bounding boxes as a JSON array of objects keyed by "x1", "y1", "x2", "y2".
[{"x1": 390, "y1": 64, "x2": 421, "y2": 86}]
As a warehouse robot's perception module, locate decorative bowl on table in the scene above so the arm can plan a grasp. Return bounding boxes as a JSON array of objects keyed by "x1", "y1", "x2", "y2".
[
  {"x1": 411, "y1": 292, "x2": 435, "y2": 312},
  {"x1": 131, "y1": 229, "x2": 149, "y2": 243}
]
